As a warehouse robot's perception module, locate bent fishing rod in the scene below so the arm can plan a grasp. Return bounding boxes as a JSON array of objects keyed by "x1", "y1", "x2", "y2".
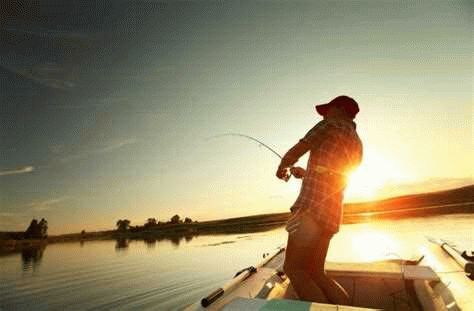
[
  {"x1": 208, "y1": 133, "x2": 283, "y2": 159},
  {"x1": 207, "y1": 133, "x2": 296, "y2": 180}
]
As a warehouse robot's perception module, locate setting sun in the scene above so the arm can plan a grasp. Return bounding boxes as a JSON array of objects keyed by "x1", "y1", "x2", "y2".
[{"x1": 345, "y1": 146, "x2": 413, "y2": 201}]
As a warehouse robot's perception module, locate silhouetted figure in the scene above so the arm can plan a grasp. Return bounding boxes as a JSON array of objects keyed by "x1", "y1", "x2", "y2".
[{"x1": 277, "y1": 96, "x2": 363, "y2": 305}]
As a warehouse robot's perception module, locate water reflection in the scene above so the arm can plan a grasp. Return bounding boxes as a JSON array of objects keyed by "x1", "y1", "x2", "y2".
[
  {"x1": 21, "y1": 245, "x2": 46, "y2": 271},
  {"x1": 113, "y1": 233, "x2": 198, "y2": 251},
  {"x1": 114, "y1": 233, "x2": 197, "y2": 250},
  {"x1": 144, "y1": 237, "x2": 157, "y2": 248},
  {"x1": 169, "y1": 235, "x2": 181, "y2": 247},
  {"x1": 115, "y1": 238, "x2": 129, "y2": 251},
  {"x1": 168, "y1": 234, "x2": 195, "y2": 246},
  {"x1": 348, "y1": 228, "x2": 399, "y2": 262}
]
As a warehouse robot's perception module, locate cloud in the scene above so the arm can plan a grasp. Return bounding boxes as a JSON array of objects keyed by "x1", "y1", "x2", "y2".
[
  {"x1": 29, "y1": 197, "x2": 70, "y2": 211},
  {"x1": 0, "y1": 212, "x2": 26, "y2": 226},
  {"x1": 0, "y1": 212, "x2": 23, "y2": 217},
  {"x1": 0, "y1": 166, "x2": 34, "y2": 176},
  {"x1": 0, "y1": 63, "x2": 76, "y2": 90},
  {"x1": 95, "y1": 138, "x2": 138, "y2": 153},
  {"x1": 59, "y1": 138, "x2": 138, "y2": 163},
  {"x1": 5, "y1": 27, "x2": 94, "y2": 40}
]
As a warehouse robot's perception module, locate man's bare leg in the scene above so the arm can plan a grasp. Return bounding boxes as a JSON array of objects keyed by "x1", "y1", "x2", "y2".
[
  {"x1": 283, "y1": 230, "x2": 329, "y2": 303},
  {"x1": 310, "y1": 233, "x2": 350, "y2": 305}
]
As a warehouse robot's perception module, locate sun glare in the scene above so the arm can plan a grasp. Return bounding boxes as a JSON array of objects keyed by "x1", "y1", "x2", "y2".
[
  {"x1": 349, "y1": 229, "x2": 400, "y2": 262},
  {"x1": 345, "y1": 146, "x2": 413, "y2": 201}
]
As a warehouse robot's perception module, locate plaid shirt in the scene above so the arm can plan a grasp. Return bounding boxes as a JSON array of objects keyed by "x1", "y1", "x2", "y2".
[{"x1": 291, "y1": 118, "x2": 362, "y2": 234}]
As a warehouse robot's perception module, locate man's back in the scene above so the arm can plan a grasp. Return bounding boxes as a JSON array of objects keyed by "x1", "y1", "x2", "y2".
[{"x1": 291, "y1": 117, "x2": 363, "y2": 234}]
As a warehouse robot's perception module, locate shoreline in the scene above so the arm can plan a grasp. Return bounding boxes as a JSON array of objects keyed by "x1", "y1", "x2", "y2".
[
  {"x1": 1, "y1": 201, "x2": 472, "y2": 254},
  {"x1": 1, "y1": 185, "x2": 472, "y2": 254}
]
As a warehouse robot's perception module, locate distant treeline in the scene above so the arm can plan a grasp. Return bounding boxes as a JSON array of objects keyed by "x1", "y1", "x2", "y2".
[
  {"x1": 344, "y1": 184, "x2": 474, "y2": 214},
  {"x1": 2, "y1": 185, "x2": 473, "y2": 245},
  {"x1": 115, "y1": 214, "x2": 196, "y2": 233}
]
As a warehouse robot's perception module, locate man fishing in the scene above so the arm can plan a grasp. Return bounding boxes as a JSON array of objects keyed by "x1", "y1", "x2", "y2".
[{"x1": 276, "y1": 95, "x2": 363, "y2": 305}]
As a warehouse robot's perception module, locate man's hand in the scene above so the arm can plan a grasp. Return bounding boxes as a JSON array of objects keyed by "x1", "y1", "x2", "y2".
[
  {"x1": 276, "y1": 165, "x2": 290, "y2": 182},
  {"x1": 290, "y1": 166, "x2": 305, "y2": 179},
  {"x1": 276, "y1": 140, "x2": 309, "y2": 182}
]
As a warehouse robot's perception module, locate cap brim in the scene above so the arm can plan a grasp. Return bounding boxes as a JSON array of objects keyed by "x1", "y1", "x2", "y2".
[{"x1": 315, "y1": 103, "x2": 331, "y2": 116}]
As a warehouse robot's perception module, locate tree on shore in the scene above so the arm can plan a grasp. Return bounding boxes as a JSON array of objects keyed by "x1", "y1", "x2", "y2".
[
  {"x1": 24, "y1": 218, "x2": 48, "y2": 239},
  {"x1": 145, "y1": 218, "x2": 157, "y2": 228},
  {"x1": 184, "y1": 217, "x2": 193, "y2": 224},
  {"x1": 39, "y1": 219, "x2": 48, "y2": 238},
  {"x1": 116, "y1": 219, "x2": 131, "y2": 231},
  {"x1": 170, "y1": 214, "x2": 181, "y2": 224}
]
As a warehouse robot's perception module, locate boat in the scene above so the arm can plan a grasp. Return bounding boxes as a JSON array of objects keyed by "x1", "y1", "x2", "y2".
[{"x1": 185, "y1": 239, "x2": 474, "y2": 310}]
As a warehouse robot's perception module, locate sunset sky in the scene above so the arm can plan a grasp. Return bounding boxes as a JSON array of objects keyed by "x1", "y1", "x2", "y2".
[{"x1": 1, "y1": 1, "x2": 472, "y2": 234}]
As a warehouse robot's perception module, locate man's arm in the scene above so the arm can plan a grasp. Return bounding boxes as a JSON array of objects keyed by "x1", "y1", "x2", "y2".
[
  {"x1": 280, "y1": 140, "x2": 310, "y2": 168},
  {"x1": 276, "y1": 120, "x2": 334, "y2": 181},
  {"x1": 276, "y1": 140, "x2": 310, "y2": 180}
]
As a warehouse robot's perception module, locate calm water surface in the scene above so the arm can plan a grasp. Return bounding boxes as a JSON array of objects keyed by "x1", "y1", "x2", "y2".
[{"x1": 1, "y1": 214, "x2": 473, "y2": 310}]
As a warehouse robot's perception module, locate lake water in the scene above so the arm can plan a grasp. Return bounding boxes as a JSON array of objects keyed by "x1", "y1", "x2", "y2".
[{"x1": 1, "y1": 214, "x2": 473, "y2": 310}]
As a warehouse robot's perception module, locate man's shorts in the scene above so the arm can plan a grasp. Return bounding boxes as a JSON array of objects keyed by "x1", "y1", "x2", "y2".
[{"x1": 286, "y1": 212, "x2": 333, "y2": 248}]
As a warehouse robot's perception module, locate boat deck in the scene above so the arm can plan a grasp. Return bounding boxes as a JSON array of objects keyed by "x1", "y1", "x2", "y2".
[
  {"x1": 265, "y1": 251, "x2": 430, "y2": 310},
  {"x1": 187, "y1": 243, "x2": 472, "y2": 311}
]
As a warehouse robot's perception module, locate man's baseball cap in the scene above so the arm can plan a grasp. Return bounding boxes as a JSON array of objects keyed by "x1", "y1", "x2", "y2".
[{"x1": 315, "y1": 95, "x2": 360, "y2": 118}]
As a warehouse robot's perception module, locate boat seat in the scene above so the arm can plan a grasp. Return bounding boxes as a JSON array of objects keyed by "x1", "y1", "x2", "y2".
[
  {"x1": 274, "y1": 260, "x2": 439, "y2": 281},
  {"x1": 326, "y1": 262, "x2": 439, "y2": 281}
]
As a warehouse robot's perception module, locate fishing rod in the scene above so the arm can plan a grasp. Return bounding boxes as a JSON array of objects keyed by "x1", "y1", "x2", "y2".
[
  {"x1": 207, "y1": 133, "x2": 283, "y2": 159},
  {"x1": 441, "y1": 238, "x2": 474, "y2": 261},
  {"x1": 427, "y1": 236, "x2": 474, "y2": 280},
  {"x1": 207, "y1": 133, "x2": 296, "y2": 181}
]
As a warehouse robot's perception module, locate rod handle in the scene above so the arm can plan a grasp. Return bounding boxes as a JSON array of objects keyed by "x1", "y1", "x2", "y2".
[{"x1": 201, "y1": 288, "x2": 224, "y2": 308}]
